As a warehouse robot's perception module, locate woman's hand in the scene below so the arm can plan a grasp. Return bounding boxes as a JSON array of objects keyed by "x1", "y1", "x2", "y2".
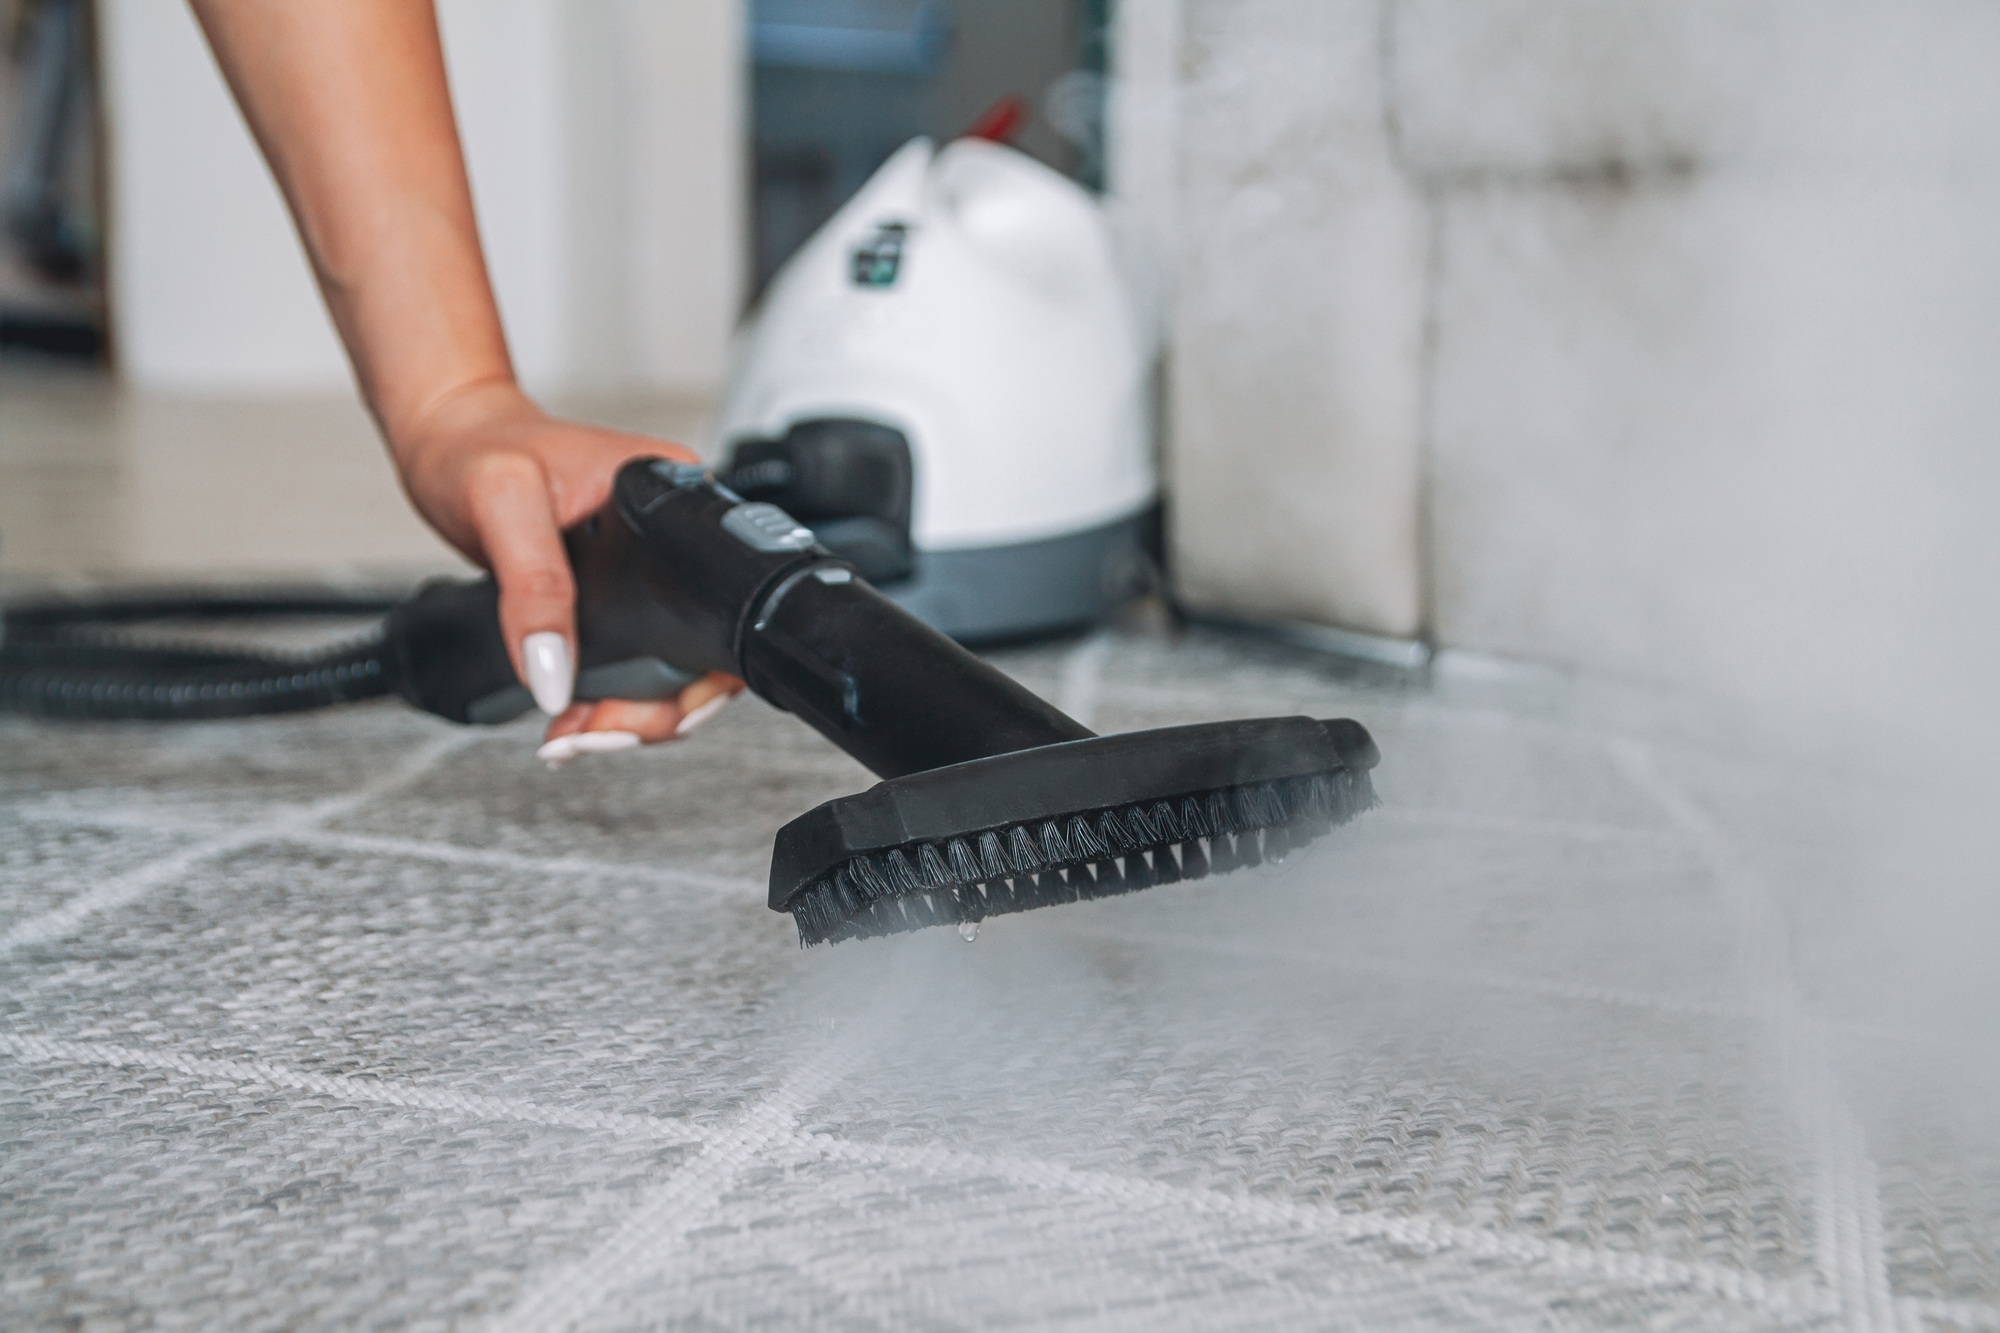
[
  {"x1": 191, "y1": 0, "x2": 740, "y2": 765},
  {"x1": 394, "y1": 378, "x2": 743, "y2": 764}
]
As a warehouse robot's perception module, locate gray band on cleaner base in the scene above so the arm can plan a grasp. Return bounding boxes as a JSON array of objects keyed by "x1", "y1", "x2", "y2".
[{"x1": 873, "y1": 510, "x2": 1156, "y2": 644}]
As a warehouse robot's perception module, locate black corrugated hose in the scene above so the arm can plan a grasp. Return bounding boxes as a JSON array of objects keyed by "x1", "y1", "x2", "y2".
[{"x1": 0, "y1": 591, "x2": 399, "y2": 721}]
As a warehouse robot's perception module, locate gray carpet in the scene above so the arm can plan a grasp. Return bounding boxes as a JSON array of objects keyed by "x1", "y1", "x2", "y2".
[{"x1": 2, "y1": 628, "x2": 1994, "y2": 1330}]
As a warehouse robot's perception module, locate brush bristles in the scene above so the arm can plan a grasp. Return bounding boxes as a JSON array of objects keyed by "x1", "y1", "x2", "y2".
[{"x1": 788, "y1": 766, "x2": 1378, "y2": 946}]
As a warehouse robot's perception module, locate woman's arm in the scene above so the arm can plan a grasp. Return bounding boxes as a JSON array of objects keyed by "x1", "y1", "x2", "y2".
[{"x1": 189, "y1": 0, "x2": 737, "y2": 759}]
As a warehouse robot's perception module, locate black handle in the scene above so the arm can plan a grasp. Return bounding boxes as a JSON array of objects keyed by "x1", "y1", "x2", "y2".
[
  {"x1": 384, "y1": 458, "x2": 1091, "y2": 778},
  {"x1": 740, "y1": 570, "x2": 1089, "y2": 777}
]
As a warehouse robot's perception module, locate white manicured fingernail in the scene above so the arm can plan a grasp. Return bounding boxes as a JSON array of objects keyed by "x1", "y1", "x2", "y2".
[
  {"x1": 570, "y1": 730, "x2": 641, "y2": 754},
  {"x1": 536, "y1": 729, "x2": 641, "y2": 770},
  {"x1": 523, "y1": 632, "x2": 573, "y2": 715},
  {"x1": 675, "y1": 694, "x2": 731, "y2": 737},
  {"x1": 537, "y1": 734, "x2": 581, "y2": 768}
]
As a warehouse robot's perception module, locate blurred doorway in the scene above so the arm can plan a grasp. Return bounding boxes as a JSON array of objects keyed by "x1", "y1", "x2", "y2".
[
  {"x1": 748, "y1": 0, "x2": 1107, "y2": 299},
  {"x1": 0, "y1": 0, "x2": 106, "y2": 362}
]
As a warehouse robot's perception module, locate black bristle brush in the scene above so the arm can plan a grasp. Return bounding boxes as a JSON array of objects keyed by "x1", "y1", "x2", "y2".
[
  {"x1": 2, "y1": 459, "x2": 1379, "y2": 944},
  {"x1": 776, "y1": 720, "x2": 1376, "y2": 940},
  {"x1": 772, "y1": 716, "x2": 1376, "y2": 946}
]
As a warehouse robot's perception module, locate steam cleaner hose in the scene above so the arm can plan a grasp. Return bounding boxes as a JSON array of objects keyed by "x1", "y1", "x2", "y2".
[{"x1": 0, "y1": 591, "x2": 399, "y2": 721}]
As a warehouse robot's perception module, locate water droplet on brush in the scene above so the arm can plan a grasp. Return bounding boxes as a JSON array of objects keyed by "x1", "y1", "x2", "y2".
[{"x1": 958, "y1": 920, "x2": 981, "y2": 943}]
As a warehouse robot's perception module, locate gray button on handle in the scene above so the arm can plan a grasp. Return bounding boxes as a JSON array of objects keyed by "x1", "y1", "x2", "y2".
[
  {"x1": 648, "y1": 459, "x2": 710, "y2": 489},
  {"x1": 722, "y1": 502, "x2": 817, "y2": 553}
]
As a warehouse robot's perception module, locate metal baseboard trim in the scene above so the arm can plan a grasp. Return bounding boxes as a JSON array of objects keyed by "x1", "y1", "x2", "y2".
[{"x1": 1188, "y1": 611, "x2": 1433, "y2": 672}]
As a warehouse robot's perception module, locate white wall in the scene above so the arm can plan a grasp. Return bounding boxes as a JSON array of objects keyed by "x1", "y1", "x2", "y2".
[
  {"x1": 98, "y1": 0, "x2": 345, "y2": 389},
  {"x1": 98, "y1": 0, "x2": 745, "y2": 397},
  {"x1": 556, "y1": 0, "x2": 746, "y2": 393}
]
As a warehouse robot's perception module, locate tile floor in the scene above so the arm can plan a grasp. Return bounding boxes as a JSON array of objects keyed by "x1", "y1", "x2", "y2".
[
  {"x1": 0, "y1": 366, "x2": 713, "y2": 583},
  {"x1": 3, "y1": 622, "x2": 1994, "y2": 1330}
]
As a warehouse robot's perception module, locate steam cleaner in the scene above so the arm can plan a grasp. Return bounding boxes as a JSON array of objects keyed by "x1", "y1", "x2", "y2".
[
  {"x1": 1, "y1": 460, "x2": 1380, "y2": 945},
  {"x1": 715, "y1": 136, "x2": 1157, "y2": 642}
]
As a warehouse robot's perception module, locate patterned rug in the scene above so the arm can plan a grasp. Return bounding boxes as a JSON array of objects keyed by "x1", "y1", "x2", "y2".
[{"x1": 3, "y1": 627, "x2": 1993, "y2": 1330}]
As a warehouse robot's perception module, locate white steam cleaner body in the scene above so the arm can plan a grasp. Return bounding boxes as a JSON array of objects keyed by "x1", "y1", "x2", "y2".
[{"x1": 714, "y1": 136, "x2": 1156, "y2": 642}]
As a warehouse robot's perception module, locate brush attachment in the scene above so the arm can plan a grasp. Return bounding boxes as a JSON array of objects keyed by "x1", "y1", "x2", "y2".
[{"x1": 772, "y1": 716, "x2": 1379, "y2": 946}]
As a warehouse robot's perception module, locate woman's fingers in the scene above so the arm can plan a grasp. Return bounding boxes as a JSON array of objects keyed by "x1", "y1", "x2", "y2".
[
  {"x1": 672, "y1": 672, "x2": 745, "y2": 736},
  {"x1": 535, "y1": 701, "x2": 672, "y2": 768},
  {"x1": 541, "y1": 701, "x2": 595, "y2": 742},
  {"x1": 463, "y1": 454, "x2": 577, "y2": 715},
  {"x1": 563, "y1": 674, "x2": 742, "y2": 743},
  {"x1": 536, "y1": 726, "x2": 644, "y2": 768},
  {"x1": 536, "y1": 673, "x2": 745, "y2": 768}
]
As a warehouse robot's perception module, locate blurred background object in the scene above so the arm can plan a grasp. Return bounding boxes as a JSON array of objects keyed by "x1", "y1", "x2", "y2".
[
  {"x1": 748, "y1": 0, "x2": 1106, "y2": 295},
  {"x1": 0, "y1": 0, "x2": 105, "y2": 360}
]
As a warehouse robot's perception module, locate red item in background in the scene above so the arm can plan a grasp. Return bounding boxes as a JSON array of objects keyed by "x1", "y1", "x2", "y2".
[{"x1": 965, "y1": 94, "x2": 1028, "y2": 144}]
